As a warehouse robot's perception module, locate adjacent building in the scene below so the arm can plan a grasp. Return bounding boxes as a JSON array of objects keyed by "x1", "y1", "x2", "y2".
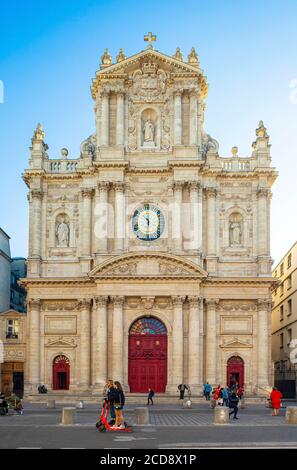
[
  {"x1": 0, "y1": 236, "x2": 27, "y2": 397},
  {"x1": 272, "y1": 242, "x2": 297, "y2": 398},
  {"x1": 10, "y1": 257, "x2": 27, "y2": 313},
  {"x1": 0, "y1": 228, "x2": 11, "y2": 313},
  {"x1": 21, "y1": 37, "x2": 277, "y2": 398}
]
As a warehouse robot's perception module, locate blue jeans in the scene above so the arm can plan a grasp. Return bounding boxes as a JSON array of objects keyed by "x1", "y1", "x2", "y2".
[{"x1": 110, "y1": 404, "x2": 116, "y2": 419}]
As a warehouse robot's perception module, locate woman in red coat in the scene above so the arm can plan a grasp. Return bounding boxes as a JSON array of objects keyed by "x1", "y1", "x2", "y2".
[{"x1": 270, "y1": 387, "x2": 283, "y2": 416}]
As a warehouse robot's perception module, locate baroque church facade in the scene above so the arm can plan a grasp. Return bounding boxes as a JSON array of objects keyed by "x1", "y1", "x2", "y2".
[{"x1": 22, "y1": 37, "x2": 277, "y2": 397}]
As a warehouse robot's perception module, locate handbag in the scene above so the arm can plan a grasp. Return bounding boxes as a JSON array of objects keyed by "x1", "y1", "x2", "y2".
[{"x1": 114, "y1": 403, "x2": 122, "y2": 409}]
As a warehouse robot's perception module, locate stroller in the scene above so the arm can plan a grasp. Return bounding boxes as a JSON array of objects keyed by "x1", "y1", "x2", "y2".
[{"x1": 96, "y1": 399, "x2": 132, "y2": 433}]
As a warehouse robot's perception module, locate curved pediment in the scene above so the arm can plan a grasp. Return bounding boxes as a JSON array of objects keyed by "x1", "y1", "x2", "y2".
[{"x1": 89, "y1": 253, "x2": 208, "y2": 279}]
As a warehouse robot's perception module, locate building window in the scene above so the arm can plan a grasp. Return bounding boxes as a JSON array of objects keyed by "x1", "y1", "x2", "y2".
[
  {"x1": 288, "y1": 299, "x2": 292, "y2": 316},
  {"x1": 280, "y1": 305, "x2": 284, "y2": 321},
  {"x1": 280, "y1": 263, "x2": 284, "y2": 276},
  {"x1": 287, "y1": 328, "x2": 292, "y2": 345},
  {"x1": 280, "y1": 283, "x2": 284, "y2": 296},
  {"x1": 6, "y1": 319, "x2": 19, "y2": 339},
  {"x1": 280, "y1": 333, "x2": 284, "y2": 349},
  {"x1": 288, "y1": 253, "x2": 292, "y2": 268},
  {"x1": 287, "y1": 275, "x2": 292, "y2": 290}
]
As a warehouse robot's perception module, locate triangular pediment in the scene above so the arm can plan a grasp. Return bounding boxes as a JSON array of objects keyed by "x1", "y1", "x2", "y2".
[
  {"x1": 89, "y1": 253, "x2": 208, "y2": 279},
  {"x1": 91, "y1": 48, "x2": 207, "y2": 99},
  {"x1": 220, "y1": 338, "x2": 252, "y2": 349}
]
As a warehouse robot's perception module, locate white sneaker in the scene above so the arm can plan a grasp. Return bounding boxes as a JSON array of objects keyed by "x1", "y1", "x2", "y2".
[{"x1": 119, "y1": 424, "x2": 125, "y2": 429}]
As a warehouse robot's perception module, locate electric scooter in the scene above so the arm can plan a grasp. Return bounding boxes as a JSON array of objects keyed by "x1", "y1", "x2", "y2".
[{"x1": 96, "y1": 399, "x2": 132, "y2": 433}]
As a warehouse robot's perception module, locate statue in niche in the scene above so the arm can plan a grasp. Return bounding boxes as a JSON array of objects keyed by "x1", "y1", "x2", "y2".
[
  {"x1": 143, "y1": 119, "x2": 155, "y2": 144},
  {"x1": 230, "y1": 222, "x2": 242, "y2": 246},
  {"x1": 56, "y1": 217, "x2": 70, "y2": 247}
]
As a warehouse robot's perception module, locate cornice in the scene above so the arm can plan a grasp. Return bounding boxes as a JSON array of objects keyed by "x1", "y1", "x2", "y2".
[
  {"x1": 19, "y1": 277, "x2": 93, "y2": 287},
  {"x1": 203, "y1": 276, "x2": 276, "y2": 286}
]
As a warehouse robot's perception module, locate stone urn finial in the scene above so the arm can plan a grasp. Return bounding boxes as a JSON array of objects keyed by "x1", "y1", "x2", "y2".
[
  {"x1": 61, "y1": 148, "x2": 68, "y2": 159},
  {"x1": 116, "y1": 48, "x2": 126, "y2": 62},
  {"x1": 188, "y1": 47, "x2": 199, "y2": 66},
  {"x1": 231, "y1": 146, "x2": 238, "y2": 157},
  {"x1": 173, "y1": 47, "x2": 184, "y2": 61},
  {"x1": 101, "y1": 48, "x2": 113, "y2": 68}
]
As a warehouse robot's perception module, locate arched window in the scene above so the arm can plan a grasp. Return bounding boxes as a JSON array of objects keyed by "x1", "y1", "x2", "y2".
[{"x1": 129, "y1": 317, "x2": 167, "y2": 335}]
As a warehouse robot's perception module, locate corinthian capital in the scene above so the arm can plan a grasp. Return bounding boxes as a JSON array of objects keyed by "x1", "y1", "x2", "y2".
[
  {"x1": 172, "y1": 181, "x2": 184, "y2": 192},
  {"x1": 78, "y1": 299, "x2": 92, "y2": 310},
  {"x1": 110, "y1": 295, "x2": 125, "y2": 306},
  {"x1": 188, "y1": 295, "x2": 202, "y2": 307},
  {"x1": 205, "y1": 298, "x2": 219, "y2": 307},
  {"x1": 81, "y1": 188, "x2": 94, "y2": 199},
  {"x1": 113, "y1": 182, "x2": 125, "y2": 192},
  {"x1": 28, "y1": 298, "x2": 41, "y2": 309},
  {"x1": 188, "y1": 181, "x2": 200, "y2": 192},
  {"x1": 94, "y1": 295, "x2": 108, "y2": 307},
  {"x1": 257, "y1": 299, "x2": 272, "y2": 310},
  {"x1": 30, "y1": 189, "x2": 43, "y2": 200},
  {"x1": 97, "y1": 181, "x2": 110, "y2": 192},
  {"x1": 172, "y1": 295, "x2": 186, "y2": 306},
  {"x1": 205, "y1": 187, "x2": 217, "y2": 197}
]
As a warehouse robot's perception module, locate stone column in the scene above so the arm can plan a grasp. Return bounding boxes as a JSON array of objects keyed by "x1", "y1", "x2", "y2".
[
  {"x1": 30, "y1": 190, "x2": 43, "y2": 258},
  {"x1": 257, "y1": 299, "x2": 271, "y2": 388},
  {"x1": 205, "y1": 299, "x2": 218, "y2": 386},
  {"x1": 114, "y1": 182, "x2": 125, "y2": 252},
  {"x1": 79, "y1": 299, "x2": 91, "y2": 389},
  {"x1": 172, "y1": 296, "x2": 185, "y2": 388},
  {"x1": 81, "y1": 188, "x2": 94, "y2": 257},
  {"x1": 101, "y1": 91, "x2": 109, "y2": 146},
  {"x1": 94, "y1": 182, "x2": 109, "y2": 253},
  {"x1": 197, "y1": 97, "x2": 202, "y2": 148},
  {"x1": 111, "y1": 296, "x2": 124, "y2": 384},
  {"x1": 189, "y1": 92, "x2": 198, "y2": 146},
  {"x1": 257, "y1": 188, "x2": 269, "y2": 256},
  {"x1": 206, "y1": 188, "x2": 217, "y2": 256},
  {"x1": 198, "y1": 184, "x2": 203, "y2": 250},
  {"x1": 188, "y1": 181, "x2": 199, "y2": 250},
  {"x1": 92, "y1": 296, "x2": 108, "y2": 388},
  {"x1": 174, "y1": 92, "x2": 182, "y2": 145},
  {"x1": 188, "y1": 296, "x2": 201, "y2": 389},
  {"x1": 172, "y1": 181, "x2": 183, "y2": 251},
  {"x1": 116, "y1": 92, "x2": 125, "y2": 146},
  {"x1": 28, "y1": 299, "x2": 41, "y2": 392}
]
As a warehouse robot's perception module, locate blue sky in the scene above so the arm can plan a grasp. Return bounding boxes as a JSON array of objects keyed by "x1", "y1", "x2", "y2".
[{"x1": 0, "y1": 0, "x2": 297, "y2": 263}]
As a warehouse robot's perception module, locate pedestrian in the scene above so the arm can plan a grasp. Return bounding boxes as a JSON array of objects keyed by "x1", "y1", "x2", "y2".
[
  {"x1": 222, "y1": 387, "x2": 229, "y2": 406},
  {"x1": 218, "y1": 387, "x2": 224, "y2": 406},
  {"x1": 213, "y1": 384, "x2": 221, "y2": 403},
  {"x1": 178, "y1": 383, "x2": 188, "y2": 400},
  {"x1": 229, "y1": 391, "x2": 239, "y2": 419},
  {"x1": 147, "y1": 388, "x2": 154, "y2": 405},
  {"x1": 270, "y1": 387, "x2": 283, "y2": 416},
  {"x1": 112, "y1": 381, "x2": 125, "y2": 429},
  {"x1": 0, "y1": 395, "x2": 8, "y2": 415},
  {"x1": 237, "y1": 386, "x2": 244, "y2": 400},
  {"x1": 203, "y1": 382, "x2": 212, "y2": 401},
  {"x1": 105, "y1": 379, "x2": 116, "y2": 425}
]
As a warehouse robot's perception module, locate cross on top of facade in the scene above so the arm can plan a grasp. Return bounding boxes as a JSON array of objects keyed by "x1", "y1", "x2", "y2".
[{"x1": 144, "y1": 32, "x2": 157, "y2": 49}]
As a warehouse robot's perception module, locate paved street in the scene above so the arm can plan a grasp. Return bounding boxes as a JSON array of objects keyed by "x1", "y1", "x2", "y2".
[{"x1": 0, "y1": 402, "x2": 297, "y2": 448}]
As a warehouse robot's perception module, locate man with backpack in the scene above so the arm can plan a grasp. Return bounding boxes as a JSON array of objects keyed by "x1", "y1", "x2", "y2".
[
  {"x1": 147, "y1": 388, "x2": 154, "y2": 405},
  {"x1": 178, "y1": 383, "x2": 188, "y2": 400},
  {"x1": 229, "y1": 391, "x2": 239, "y2": 419}
]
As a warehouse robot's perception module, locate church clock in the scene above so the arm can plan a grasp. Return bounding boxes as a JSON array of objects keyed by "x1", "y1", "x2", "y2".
[{"x1": 132, "y1": 204, "x2": 165, "y2": 241}]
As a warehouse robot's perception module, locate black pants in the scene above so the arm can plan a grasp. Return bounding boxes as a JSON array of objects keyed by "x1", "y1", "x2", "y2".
[
  {"x1": 205, "y1": 392, "x2": 210, "y2": 401},
  {"x1": 179, "y1": 391, "x2": 185, "y2": 400},
  {"x1": 229, "y1": 406, "x2": 238, "y2": 418},
  {"x1": 147, "y1": 397, "x2": 153, "y2": 405}
]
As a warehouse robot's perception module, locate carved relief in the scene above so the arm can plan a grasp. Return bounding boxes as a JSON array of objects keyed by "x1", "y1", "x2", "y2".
[
  {"x1": 130, "y1": 62, "x2": 167, "y2": 102},
  {"x1": 45, "y1": 336, "x2": 77, "y2": 347}
]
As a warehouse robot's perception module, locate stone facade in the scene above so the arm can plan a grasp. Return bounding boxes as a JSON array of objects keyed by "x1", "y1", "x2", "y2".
[{"x1": 21, "y1": 40, "x2": 277, "y2": 397}]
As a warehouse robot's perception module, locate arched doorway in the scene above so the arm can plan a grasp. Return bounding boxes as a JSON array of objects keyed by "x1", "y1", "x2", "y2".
[
  {"x1": 53, "y1": 355, "x2": 70, "y2": 390},
  {"x1": 128, "y1": 317, "x2": 167, "y2": 393},
  {"x1": 227, "y1": 356, "x2": 244, "y2": 388}
]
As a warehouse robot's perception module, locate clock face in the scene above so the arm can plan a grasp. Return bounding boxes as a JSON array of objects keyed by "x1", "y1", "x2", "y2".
[{"x1": 132, "y1": 204, "x2": 165, "y2": 241}]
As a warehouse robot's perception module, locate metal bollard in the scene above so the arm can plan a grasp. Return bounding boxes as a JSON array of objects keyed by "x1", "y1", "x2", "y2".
[
  {"x1": 61, "y1": 407, "x2": 76, "y2": 425},
  {"x1": 135, "y1": 407, "x2": 149, "y2": 425}
]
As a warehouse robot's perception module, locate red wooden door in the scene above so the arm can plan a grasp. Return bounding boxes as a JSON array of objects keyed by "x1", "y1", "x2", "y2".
[
  {"x1": 53, "y1": 355, "x2": 70, "y2": 390},
  {"x1": 128, "y1": 334, "x2": 167, "y2": 393},
  {"x1": 227, "y1": 356, "x2": 244, "y2": 388}
]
